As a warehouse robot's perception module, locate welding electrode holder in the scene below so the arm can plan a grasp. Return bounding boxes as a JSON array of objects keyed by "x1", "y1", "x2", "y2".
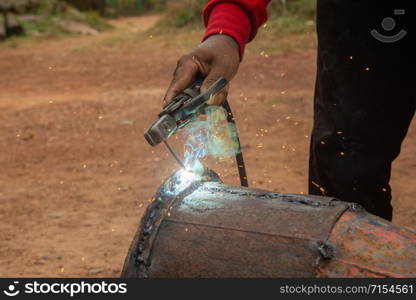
[
  {"x1": 144, "y1": 76, "x2": 248, "y2": 187},
  {"x1": 144, "y1": 77, "x2": 227, "y2": 147}
]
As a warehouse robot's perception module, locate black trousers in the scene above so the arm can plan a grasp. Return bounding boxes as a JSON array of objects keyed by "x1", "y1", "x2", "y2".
[{"x1": 308, "y1": 0, "x2": 415, "y2": 221}]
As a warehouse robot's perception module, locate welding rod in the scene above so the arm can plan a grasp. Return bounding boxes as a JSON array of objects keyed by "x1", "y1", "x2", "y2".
[{"x1": 163, "y1": 140, "x2": 186, "y2": 169}]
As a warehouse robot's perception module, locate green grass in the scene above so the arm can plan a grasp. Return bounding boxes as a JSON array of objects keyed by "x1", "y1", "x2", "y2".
[
  {"x1": 146, "y1": 0, "x2": 317, "y2": 56},
  {"x1": 19, "y1": 18, "x2": 73, "y2": 40},
  {"x1": 76, "y1": 11, "x2": 113, "y2": 32},
  {"x1": 146, "y1": 0, "x2": 318, "y2": 57},
  {"x1": 103, "y1": 0, "x2": 164, "y2": 17},
  {"x1": 266, "y1": 15, "x2": 315, "y2": 34},
  {"x1": 150, "y1": 0, "x2": 316, "y2": 34},
  {"x1": 148, "y1": 0, "x2": 204, "y2": 34},
  {"x1": 18, "y1": 1, "x2": 112, "y2": 40},
  {"x1": 268, "y1": 0, "x2": 316, "y2": 19}
]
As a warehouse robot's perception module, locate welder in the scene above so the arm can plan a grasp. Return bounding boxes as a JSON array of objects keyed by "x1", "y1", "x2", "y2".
[{"x1": 162, "y1": 0, "x2": 415, "y2": 221}]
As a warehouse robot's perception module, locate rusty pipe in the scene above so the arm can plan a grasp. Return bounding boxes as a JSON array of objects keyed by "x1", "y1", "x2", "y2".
[{"x1": 121, "y1": 170, "x2": 416, "y2": 278}]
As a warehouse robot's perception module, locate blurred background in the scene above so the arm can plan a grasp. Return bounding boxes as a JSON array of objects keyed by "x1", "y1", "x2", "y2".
[
  {"x1": 1, "y1": 0, "x2": 316, "y2": 39},
  {"x1": 0, "y1": 0, "x2": 414, "y2": 277}
]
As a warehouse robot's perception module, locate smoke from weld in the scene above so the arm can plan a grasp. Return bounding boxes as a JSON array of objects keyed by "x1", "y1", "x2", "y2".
[{"x1": 182, "y1": 106, "x2": 240, "y2": 175}]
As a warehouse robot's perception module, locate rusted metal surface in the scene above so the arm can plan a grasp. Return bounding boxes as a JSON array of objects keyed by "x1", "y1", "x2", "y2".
[
  {"x1": 122, "y1": 170, "x2": 350, "y2": 277},
  {"x1": 317, "y1": 210, "x2": 416, "y2": 277},
  {"x1": 121, "y1": 169, "x2": 221, "y2": 278},
  {"x1": 122, "y1": 170, "x2": 416, "y2": 278}
]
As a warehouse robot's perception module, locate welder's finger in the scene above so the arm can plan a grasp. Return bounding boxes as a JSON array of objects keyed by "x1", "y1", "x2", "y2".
[
  {"x1": 163, "y1": 56, "x2": 199, "y2": 107},
  {"x1": 201, "y1": 67, "x2": 229, "y2": 106},
  {"x1": 207, "y1": 85, "x2": 229, "y2": 106}
]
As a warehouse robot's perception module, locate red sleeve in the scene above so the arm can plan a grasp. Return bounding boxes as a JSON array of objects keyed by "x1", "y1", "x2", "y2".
[{"x1": 202, "y1": 0, "x2": 271, "y2": 59}]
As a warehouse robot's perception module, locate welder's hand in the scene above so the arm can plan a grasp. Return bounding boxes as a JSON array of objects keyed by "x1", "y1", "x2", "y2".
[{"x1": 163, "y1": 34, "x2": 240, "y2": 107}]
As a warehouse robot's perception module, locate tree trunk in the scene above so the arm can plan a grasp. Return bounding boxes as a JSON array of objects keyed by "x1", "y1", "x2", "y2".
[
  {"x1": 5, "y1": 12, "x2": 23, "y2": 36},
  {"x1": 0, "y1": 1, "x2": 12, "y2": 12},
  {"x1": 12, "y1": 0, "x2": 31, "y2": 14},
  {"x1": 0, "y1": 13, "x2": 6, "y2": 39}
]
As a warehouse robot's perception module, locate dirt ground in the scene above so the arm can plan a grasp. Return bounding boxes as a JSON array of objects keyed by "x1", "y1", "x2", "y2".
[{"x1": 0, "y1": 14, "x2": 414, "y2": 277}]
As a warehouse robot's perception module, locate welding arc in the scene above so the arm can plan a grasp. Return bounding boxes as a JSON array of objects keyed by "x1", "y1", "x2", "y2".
[
  {"x1": 163, "y1": 140, "x2": 186, "y2": 169},
  {"x1": 222, "y1": 100, "x2": 248, "y2": 187}
]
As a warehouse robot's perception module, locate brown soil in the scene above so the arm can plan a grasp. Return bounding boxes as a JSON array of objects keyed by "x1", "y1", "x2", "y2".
[{"x1": 0, "y1": 14, "x2": 414, "y2": 277}]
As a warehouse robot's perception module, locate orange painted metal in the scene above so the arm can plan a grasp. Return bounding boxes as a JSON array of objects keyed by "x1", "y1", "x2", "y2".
[{"x1": 317, "y1": 210, "x2": 416, "y2": 277}]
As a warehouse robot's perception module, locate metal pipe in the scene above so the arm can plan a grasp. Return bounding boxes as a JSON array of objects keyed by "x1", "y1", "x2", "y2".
[{"x1": 121, "y1": 170, "x2": 416, "y2": 278}]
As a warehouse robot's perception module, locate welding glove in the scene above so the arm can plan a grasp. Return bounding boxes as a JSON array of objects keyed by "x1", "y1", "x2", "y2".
[{"x1": 163, "y1": 34, "x2": 240, "y2": 107}]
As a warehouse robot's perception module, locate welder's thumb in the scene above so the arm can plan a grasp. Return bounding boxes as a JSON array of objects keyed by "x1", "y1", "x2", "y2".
[
  {"x1": 163, "y1": 55, "x2": 200, "y2": 107},
  {"x1": 201, "y1": 71, "x2": 229, "y2": 106}
]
